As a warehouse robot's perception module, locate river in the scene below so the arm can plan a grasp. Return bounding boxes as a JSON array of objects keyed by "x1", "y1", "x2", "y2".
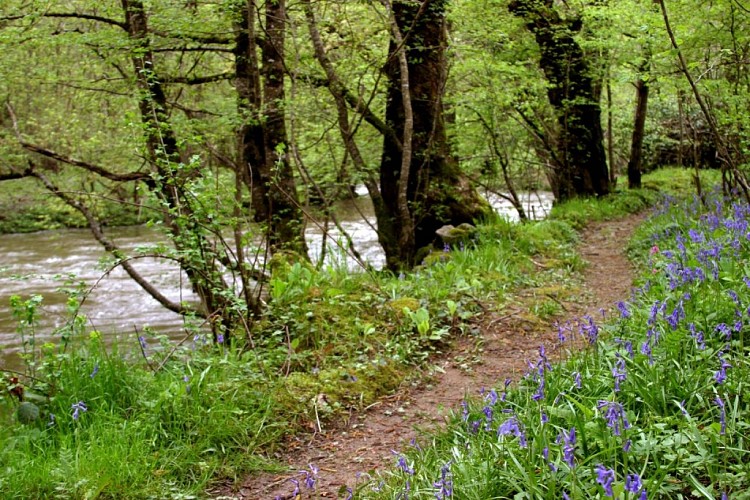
[{"x1": 0, "y1": 191, "x2": 552, "y2": 368}]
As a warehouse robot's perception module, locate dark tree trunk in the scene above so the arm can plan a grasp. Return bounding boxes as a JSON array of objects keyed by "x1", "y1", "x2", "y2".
[
  {"x1": 509, "y1": 0, "x2": 610, "y2": 201},
  {"x1": 234, "y1": 0, "x2": 307, "y2": 256},
  {"x1": 378, "y1": 0, "x2": 490, "y2": 271},
  {"x1": 627, "y1": 78, "x2": 649, "y2": 189}
]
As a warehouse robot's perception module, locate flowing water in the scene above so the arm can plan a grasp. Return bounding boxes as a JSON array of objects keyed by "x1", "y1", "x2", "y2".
[{"x1": 0, "y1": 191, "x2": 552, "y2": 368}]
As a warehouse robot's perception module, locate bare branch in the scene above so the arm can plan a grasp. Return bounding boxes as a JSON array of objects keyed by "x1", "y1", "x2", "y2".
[
  {"x1": 0, "y1": 12, "x2": 127, "y2": 30},
  {"x1": 162, "y1": 71, "x2": 234, "y2": 85},
  {"x1": 31, "y1": 169, "x2": 202, "y2": 318}
]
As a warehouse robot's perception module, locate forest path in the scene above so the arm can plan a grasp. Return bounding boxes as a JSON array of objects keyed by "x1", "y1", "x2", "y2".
[{"x1": 221, "y1": 211, "x2": 647, "y2": 499}]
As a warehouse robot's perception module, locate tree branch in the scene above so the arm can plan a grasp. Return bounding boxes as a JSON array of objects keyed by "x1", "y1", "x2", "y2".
[
  {"x1": 162, "y1": 71, "x2": 234, "y2": 85},
  {"x1": 31, "y1": 168, "x2": 202, "y2": 318},
  {"x1": 0, "y1": 12, "x2": 127, "y2": 30}
]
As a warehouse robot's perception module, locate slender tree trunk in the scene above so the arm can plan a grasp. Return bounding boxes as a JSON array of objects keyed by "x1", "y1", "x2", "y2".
[
  {"x1": 121, "y1": 0, "x2": 235, "y2": 340},
  {"x1": 234, "y1": 0, "x2": 308, "y2": 256},
  {"x1": 627, "y1": 77, "x2": 649, "y2": 189},
  {"x1": 509, "y1": 0, "x2": 610, "y2": 201},
  {"x1": 378, "y1": 0, "x2": 490, "y2": 270}
]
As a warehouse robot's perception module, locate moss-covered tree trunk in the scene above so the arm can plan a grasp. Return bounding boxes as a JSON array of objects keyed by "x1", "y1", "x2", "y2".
[
  {"x1": 509, "y1": 0, "x2": 610, "y2": 201},
  {"x1": 378, "y1": 0, "x2": 490, "y2": 271}
]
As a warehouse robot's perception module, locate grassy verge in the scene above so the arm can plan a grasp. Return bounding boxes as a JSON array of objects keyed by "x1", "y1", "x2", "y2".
[
  {"x1": 346, "y1": 188, "x2": 749, "y2": 497},
  {"x1": 0, "y1": 168, "x2": 704, "y2": 498}
]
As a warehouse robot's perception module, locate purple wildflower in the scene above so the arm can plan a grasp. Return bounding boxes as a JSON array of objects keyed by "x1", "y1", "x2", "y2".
[
  {"x1": 300, "y1": 464, "x2": 318, "y2": 490},
  {"x1": 597, "y1": 400, "x2": 630, "y2": 436},
  {"x1": 716, "y1": 396, "x2": 726, "y2": 435},
  {"x1": 460, "y1": 401, "x2": 469, "y2": 422},
  {"x1": 540, "y1": 409, "x2": 549, "y2": 425},
  {"x1": 532, "y1": 376, "x2": 545, "y2": 401},
  {"x1": 48, "y1": 413, "x2": 55, "y2": 427},
  {"x1": 89, "y1": 363, "x2": 99, "y2": 378},
  {"x1": 217, "y1": 333, "x2": 224, "y2": 344},
  {"x1": 498, "y1": 416, "x2": 527, "y2": 448},
  {"x1": 393, "y1": 452, "x2": 414, "y2": 475},
  {"x1": 716, "y1": 323, "x2": 732, "y2": 340},
  {"x1": 562, "y1": 427, "x2": 576, "y2": 468},
  {"x1": 617, "y1": 301, "x2": 631, "y2": 319},
  {"x1": 595, "y1": 464, "x2": 616, "y2": 497},
  {"x1": 433, "y1": 461, "x2": 453, "y2": 499},
  {"x1": 484, "y1": 389, "x2": 498, "y2": 406},
  {"x1": 625, "y1": 473, "x2": 643, "y2": 493},
  {"x1": 647, "y1": 301, "x2": 661, "y2": 325},
  {"x1": 71, "y1": 401, "x2": 87, "y2": 420},
  {"x1": 573, "y1": 371, "x2": 582, "y2": 389},
  {"x1": 640, "y1": 339, "x2": 654, "y2": 365},
  {"x1": 288, "y1": 478, "x2": 300, "y2": 498},
  {"x1": 612, "y1": 355, "x2": 627, "y2": 392},
  {"x1": 483, "y1": 405, "x2": 494, "y2": 430},
  {"x1": 580, "y1": 315, "x2": 599, "y2": 344},
  {"x1": 677, "y1": 400, "x2": 689, "y2": 417},
  {"x1": 623, "y1": 439, "x2": 632, "y2": 452},
  {"x1": 138, "y1": 335, "x2": 147, "y2": 350},
  {"x1": 715, "y1": 351, "x2": 731, "y2": 385}
]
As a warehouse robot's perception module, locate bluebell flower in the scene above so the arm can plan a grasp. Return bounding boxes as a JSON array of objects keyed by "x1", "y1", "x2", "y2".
[
  {"x1": 484, "y1": 389, "x2": 498, "y2": 406},
  {"x1": 677, "y1": 400, "x2": 689, "y2": 417},
  {"x1": 433, "y1": 461, "x2": 453, "y2": 499},
  {"x1": 715, "y1": 396, "x2": 726, "y2": 435},
  {"x1": 497, "y1": 415, "x2": 527, "y2": 448},
  {"x1": 640, "y1": 339, "x2": 654, "y2": 365},
  {"x1": 716, "y1": 323, "x2": 732, "y2": 340},
  {"x1": 715, "y1": 356, "x2": 731, "y2": 385},
  {"x1": 90, "y1": 363, "x2": 99, "y2": 378},
  {"x1": 595, "y1": 464, "x2": 616, "y2": 497},
  {"x1": 392, "y1": 451, "x2": 414, "y2": 475},
  {"x1": 71, "y1": 401, "x2": 87, "y2": 420},
  {"x1": 580, "y1": 315, "x2": 599, "y2": 344},
  {"x1": 138, "y1": 336, "x2": 147, "y2": 350},
  {"x1": 597, "y1": 400, "x2": 630, "y2": 436},
  {"x1": 573, "y1": 371, "x2": 582, "y2": 389},
  {"x1": 612, "y1": 355, "x2": 627, "y2": 392},
  {"x1": 617, "y1": 301, "x2": 631, "y2": 318},
  {"x1": 625, "y1": 473, "x2": 643, "y2": 493},
  {"x1": 300, "y1": 464, "x2": 318, "y2": 490},
  {"x1": 623, "y1": 439, "x2": 632, "y2": 452},
  {"x1": 460, "y1": 401, "x2": 469, "y2": 422},
  {"x1": 562, "y1": 427, "x2": 576, "y2": 468}
]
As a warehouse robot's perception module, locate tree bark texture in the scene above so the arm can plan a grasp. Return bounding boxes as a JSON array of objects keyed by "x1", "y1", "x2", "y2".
[
  {"x1": 379, "y1": 0, "x2": 490, "y2": 270},
  {"x1": 235, "y1": 0, "x2": 308, "y2": 256},
  {"x1": 509, "y1": 0, "x2": 610, "y2": 201},
  {"x1": 627, "y1": 78, "x2": 649, "y2": 189}
]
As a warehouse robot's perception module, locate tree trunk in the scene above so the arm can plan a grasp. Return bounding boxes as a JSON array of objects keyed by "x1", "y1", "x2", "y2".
[
  {"x1": 234, "y1": 0, "x2": 308, "y2": 256},
  {"x1": 627, "y1": 77, "x2": 649, "y2": 189},
  {"x1": 122, "y1": 0, "x2": 236, "y2": 340},
  {"x1": 509, "y1": 0, "x2": 610, "y2": 201},
  {"x1": 378, "y1": 0, "x2": 490, "y2": 271}
]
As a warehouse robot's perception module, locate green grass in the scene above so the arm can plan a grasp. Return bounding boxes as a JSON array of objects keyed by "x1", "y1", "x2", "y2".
[
  {"x1": 0, "y1": 166, "x2": 705, "y2": 497},
  {"x1": 349, "y1": 180, "x2": 750, "y2": 498}
]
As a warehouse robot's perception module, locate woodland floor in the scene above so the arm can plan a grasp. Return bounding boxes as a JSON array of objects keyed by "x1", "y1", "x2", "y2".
[{"x1": 216, "y1": 212, "x2": 647, "y2": 499}]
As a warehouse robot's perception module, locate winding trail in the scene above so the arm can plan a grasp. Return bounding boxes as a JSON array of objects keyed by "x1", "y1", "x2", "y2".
[{"x1": 220, "y1": 212, "x2": 647, "y2": 499}]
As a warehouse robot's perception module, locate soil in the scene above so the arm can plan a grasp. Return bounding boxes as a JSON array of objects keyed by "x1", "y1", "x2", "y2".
[{"x1": 216, "y1": 212, "x2": 646, "y2": 499}]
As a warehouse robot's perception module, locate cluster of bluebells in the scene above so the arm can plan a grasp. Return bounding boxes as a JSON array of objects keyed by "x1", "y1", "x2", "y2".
[{"x1": 371, "y1": 193, "x2": 750, "y2": 499}]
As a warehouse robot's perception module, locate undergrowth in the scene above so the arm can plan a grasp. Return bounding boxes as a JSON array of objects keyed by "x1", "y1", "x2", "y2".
[{"x1": 0, "y1": 168, "x2": 700, "y2": 498}]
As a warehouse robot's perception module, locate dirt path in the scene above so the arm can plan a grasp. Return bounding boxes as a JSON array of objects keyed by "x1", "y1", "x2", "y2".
[{"x1": 220, "y1": 212, "x2": 646, "y2": 499}]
